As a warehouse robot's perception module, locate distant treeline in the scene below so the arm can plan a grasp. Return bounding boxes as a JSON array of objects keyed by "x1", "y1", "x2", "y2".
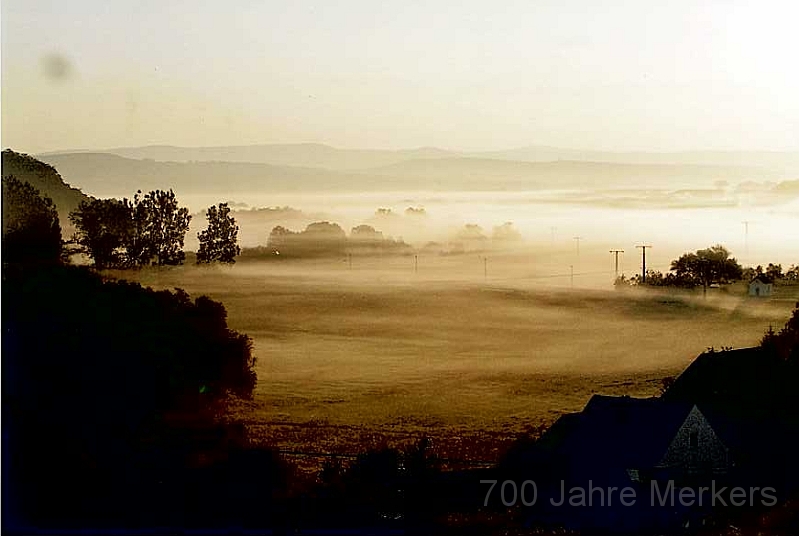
[
  {"x1": 238, "y1": 217, "x2": 524, "y2": 260},
  {"x1": 240, "y1": 221, "x2": 412, "y2": 260},
  {"x1": 615, "y1": 244, "x2": 799, "y2": 291}
]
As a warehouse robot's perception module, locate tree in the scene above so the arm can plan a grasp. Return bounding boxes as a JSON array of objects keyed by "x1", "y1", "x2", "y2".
[
  {"x1": 766, "y1": 263, "x2": 783, "y2": 280},
  {"x1": 69, "y1": 189, "x2": 191, "y2": 268},
  {"x1": 492, "y1": 222, "x2": 522, "y2": 243},
  {"x1": 128, "y1": 189, "x2": 191, "y2": 266},
  {"x1": 69, "y1": 198, "x2": 132, "y2": 269},
  {"x1": 350, "y1": 224, "x2": 383, "y2": 242},
  {"x1": 196, "y1": 203, "x2": 241, "y2": 264},
  {"x1": 3, "y1": 263, "x2": 257, "y2": 525},
  {"x1": 761, "y1": 302, "x2": 799, "y2": 362},
  {"x1": 2, "y1": 176, "x2": 62, "y2": 264},
  {"x1": 669, "y1": 245, "x2": 743, "y2": 293}
]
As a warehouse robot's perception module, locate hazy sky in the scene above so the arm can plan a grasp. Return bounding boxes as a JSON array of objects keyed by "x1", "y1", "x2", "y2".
[{"x1": 2, "y1": 0, "x2": 798, "y2": 154}]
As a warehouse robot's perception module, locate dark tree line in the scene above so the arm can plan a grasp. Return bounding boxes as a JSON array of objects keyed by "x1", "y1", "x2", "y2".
[
  {"x1": 762, "y1": 302, "x2": 799, "y2": 362},
  {"x1": 239, "y1": 221, "x2": 411, "y2": 260},
  {"x1": 70, "y1": 192, "x2": 241, "y2": 268},
  {"x1": 2, "y1": 180, "x2": 266, "y2": 530},
  {"x1": 2, "y1": 176, "x2": 63, "y2": 265},
  {"x1": 70, "y1": 189, "x2": 192, "y2": 268}
]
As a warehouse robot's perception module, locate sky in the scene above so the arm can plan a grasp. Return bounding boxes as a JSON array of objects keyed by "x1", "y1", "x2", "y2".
[{"x1": 2, "y1": 0, "x2": 799, "y2": 154}]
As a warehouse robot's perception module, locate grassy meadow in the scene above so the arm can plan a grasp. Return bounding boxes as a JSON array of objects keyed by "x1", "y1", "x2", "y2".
[{"x1": 109, "y1": 255, "x2": 799, "y2": 467}]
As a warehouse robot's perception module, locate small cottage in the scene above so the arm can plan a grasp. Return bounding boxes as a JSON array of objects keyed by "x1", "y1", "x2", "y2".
[{"x1": 748, "y1": 275, "x2": 773, "y2": 297}]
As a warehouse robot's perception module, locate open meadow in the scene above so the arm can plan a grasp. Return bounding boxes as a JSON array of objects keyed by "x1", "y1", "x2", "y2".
[{"x1": 110, "y1": 253, "x2": 799, "y2": 468}]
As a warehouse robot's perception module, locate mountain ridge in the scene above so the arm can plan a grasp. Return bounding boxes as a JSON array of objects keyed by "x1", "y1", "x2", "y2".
[
  {"x1": 36, "y1": 151, "x2": 796, "y2": 199},
  {"x1": 37, "y1": 143, "x2": 799, "y2": 172}
]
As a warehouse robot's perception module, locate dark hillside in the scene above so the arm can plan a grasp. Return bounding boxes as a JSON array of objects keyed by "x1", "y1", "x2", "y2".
[{"x1": 2, "y1": 149, "x2": 90, "y2": 232}]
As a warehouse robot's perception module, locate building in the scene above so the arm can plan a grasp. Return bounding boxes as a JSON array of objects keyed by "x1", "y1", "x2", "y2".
[
  {"x1": 749, "y1": 275, "x2": 773, "y2": 297},
  {"x1": 525, "y1": 395, "x2": 731, "y2": 483},
  {"x1": 511, "y1": 347, "x2": 799, "y2": 533}
]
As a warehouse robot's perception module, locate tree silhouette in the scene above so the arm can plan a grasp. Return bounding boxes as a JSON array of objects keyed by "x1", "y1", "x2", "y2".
[
  {"x1": 266, "y1": 222, "x2": 346, "y2": 257},
  {"x1": 69, "y1": 189, "x2": 191, "y2": 267},
  {"x1": 2, "y1": 176, "x2": 62, "y2": 264},
  {"x1": 196, "y1": 203, "x2": 240, "y2": 264},
  {"x1": 761, "y1": 302, "x2": 799, "y2": 361},
  {"x1": 2, "y1": 262, "x2": 259, "y2": 527},
  {"x1": 128, "y1": 189, "x2": 191, "y2": 266},
  {"x1": 69, "y1": 197, "x2": 132, "y2": 269},
  {"x1": 669, "y1": 245, "x2": 743, "y2": 292}
]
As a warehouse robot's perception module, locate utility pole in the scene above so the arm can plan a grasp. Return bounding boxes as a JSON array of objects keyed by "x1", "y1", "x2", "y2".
[
  {"x1": 742, "y1": 221, "x2": 750, "y2": 257},
  {"x1": 636, "y1": 245, "x2": 652, "y2": 283},
  {"x1": 573, "y1": 236, "x2": 582, "y2": 257},
  {"x1": 414, "y1": 254, "x2": 418, "y2": 274},
  {"x1": 570, "y1": 265, "x2": 574, "y2": 289},
  {"x1": 483, "y1": 256, "x2": 488, "y2": 281},
  {"x1": 609, "y1": 249, "x2": 624, "y2": 280}
]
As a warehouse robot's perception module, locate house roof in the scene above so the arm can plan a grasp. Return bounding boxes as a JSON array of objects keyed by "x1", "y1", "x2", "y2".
[
  {"x1": 662, "y1": 347, "x2": 799, "y2": 420},
  {"x1": 750, "y1": 274, "x2": 774, "y2": 284},
  {"x1": 531, "y1": 395, "x2": 695, "y2": 475}
]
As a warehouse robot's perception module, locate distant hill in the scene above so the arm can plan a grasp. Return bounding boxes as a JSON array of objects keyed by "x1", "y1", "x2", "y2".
[
  {"x1": 42, "y1": 143, "x2": 799, "y2": 174},
  {"x1": 37, "y1": 152, "x2": 793, "y2": 197},
  {"x1": 43, "y1": 143, "x2": 457, "y2": 171},
  {"x1": 474, "y1": 146, "x2": 799, "y2": 172},
  {"x1": 36, "y1": 153, "x2": 403, "y2": 197},
  {"x1": 2, "y1": 150, "x2": 90, "y2": 232},
  {"x1": 366, "y1": 157, "x2": 789, "y2": 190}
]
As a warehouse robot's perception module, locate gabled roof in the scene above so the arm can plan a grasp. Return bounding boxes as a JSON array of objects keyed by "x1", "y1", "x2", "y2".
[
  {"x1": 662, "y1": 347, "x2": 799, "y2": 420},
  {"x1": 534, "y1": 395, "x2": 695, "y2": 474},
  {"x1": 750, "y1": 274, "x2": 774, "y2": 284}
]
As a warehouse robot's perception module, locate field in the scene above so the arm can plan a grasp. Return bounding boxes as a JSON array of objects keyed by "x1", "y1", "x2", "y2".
[{"x1": 111, "y1": 255, "x2": 799, "y2": 469}]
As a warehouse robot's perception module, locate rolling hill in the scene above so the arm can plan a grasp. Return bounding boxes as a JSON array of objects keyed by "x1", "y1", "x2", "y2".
[
  {"x1": 2, "y1": 150, "x2": 90, "y2": 231},
  {"x1": 43, "y1": 143, "x2": 457, "y2": 171},
  {"x1": 41, "y1": 143, "x2": 799, "y2": 175},
  {"x1": 36, "y1": 151, "x2": 794, "y2": 198}
]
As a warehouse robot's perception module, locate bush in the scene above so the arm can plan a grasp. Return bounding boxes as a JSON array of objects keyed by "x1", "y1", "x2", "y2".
[{"x1": 2, "y1": 264, "x2": 257, "y2": 527}]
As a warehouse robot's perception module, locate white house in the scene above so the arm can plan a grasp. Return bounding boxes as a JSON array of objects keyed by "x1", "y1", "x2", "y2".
[{"x1": 748, "y1": 276, "x2": 773, "y2": 297}]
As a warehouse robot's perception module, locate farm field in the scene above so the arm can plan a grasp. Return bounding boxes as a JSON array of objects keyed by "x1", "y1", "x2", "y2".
[{"x1": 111, "y1": 257, "x2": 799, "y2": 468}]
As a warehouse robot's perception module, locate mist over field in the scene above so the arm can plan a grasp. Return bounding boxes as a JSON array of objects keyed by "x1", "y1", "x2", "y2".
[
  {"x1": 114, "y1": 256, "x2": 799, "y2": 464},
  {"x1": 5, "y1": 0, "x2": 799, "y2": 531},
  {"x1": 36, "y1": 145, "x2": 799, "y2": 268}
]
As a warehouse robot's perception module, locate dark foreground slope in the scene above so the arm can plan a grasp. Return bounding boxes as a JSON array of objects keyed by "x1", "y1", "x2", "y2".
[{"x1": 2, "y1": 149, "x2": 90, "y2": 230}]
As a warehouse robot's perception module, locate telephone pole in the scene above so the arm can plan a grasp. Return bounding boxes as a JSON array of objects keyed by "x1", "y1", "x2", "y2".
[
  {"x1": 742, "y1": 221, "x2": 750, "y2": 257},
  {"x1": 609, "y1": 249, "x2": 624, "y2": 279},
  {"x1": 414, "y1": 254, "x2": 418, "y2": 274},
  {"x1": 573, "y1": 236, "x2": 582, "y2": 257},
  {"x1": 570, "y1": 265, "x2": 574, "y2": 289},
  {"x1": 636, "y1": 245, "x2": 652, "y2": 283}
]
